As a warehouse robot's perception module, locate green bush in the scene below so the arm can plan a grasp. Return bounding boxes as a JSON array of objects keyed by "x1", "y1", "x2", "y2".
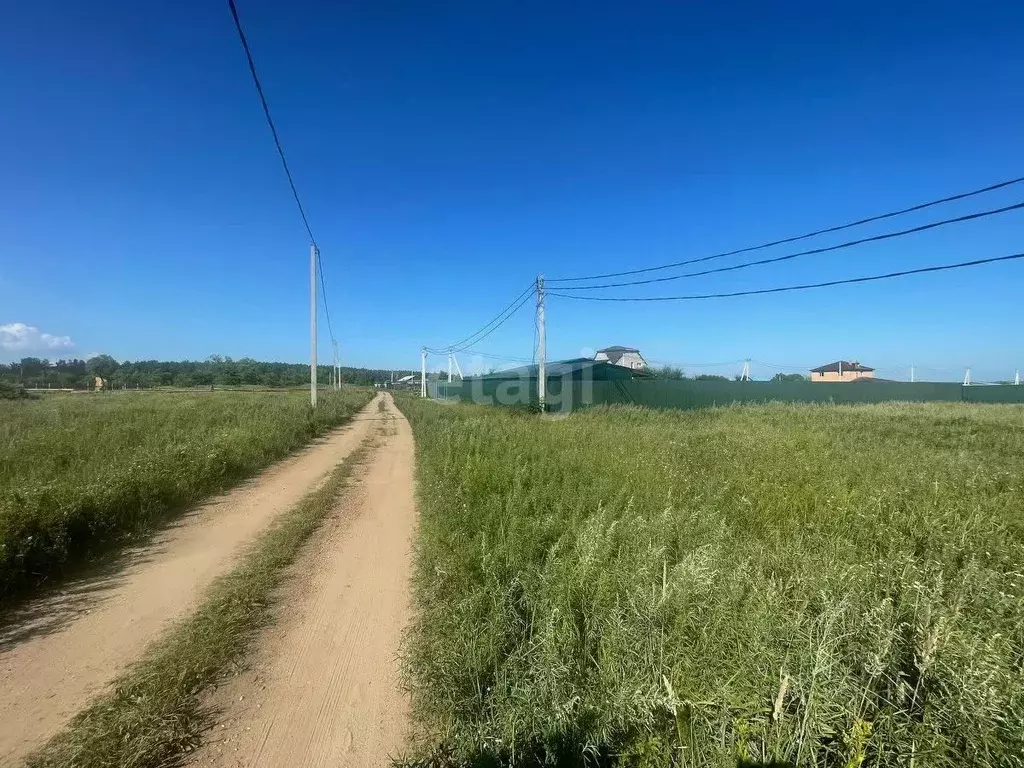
[
  {"x1": 0, "y1": 382, "x2": 33, "y2": 400},
  {"x1": 0, "y1": 389, "x2": 373, "y2": 599},
  {"x1": 397, "y1": 397, "x2": 1024, "y2": 767}
]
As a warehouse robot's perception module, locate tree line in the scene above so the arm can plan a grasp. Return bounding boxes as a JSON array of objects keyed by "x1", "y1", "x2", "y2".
[
  {"x1": 0, "y1": 355, "x2": 416, "y2": 390},
  {"x1": 650, "y1": 365, "x2": 807, "y2": 382}
]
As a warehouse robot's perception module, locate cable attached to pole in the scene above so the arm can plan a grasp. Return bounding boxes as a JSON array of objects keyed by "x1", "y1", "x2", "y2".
[
  {"x1": 555, "y1": 202, "x2": 1024, "y2": 290},
  {"x1": 548, "y1": 175, "x2": 1024, "y2": 283},
  {"x1": 547, "y1": 251, "x2": 1024, "y2": 302},
  {"x1": 426, "y1": 283, "x2": 536, "y2": 354}
]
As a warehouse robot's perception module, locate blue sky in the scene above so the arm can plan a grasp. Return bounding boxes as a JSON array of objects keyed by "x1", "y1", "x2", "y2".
[{"x1": 1, "y1": 1, "x2": 1022, "y2": 381}]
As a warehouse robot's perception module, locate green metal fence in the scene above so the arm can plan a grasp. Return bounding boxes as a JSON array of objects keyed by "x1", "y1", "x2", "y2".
[{"x1": 434, "y1": 376, "x2": 1024, "y2": 412}]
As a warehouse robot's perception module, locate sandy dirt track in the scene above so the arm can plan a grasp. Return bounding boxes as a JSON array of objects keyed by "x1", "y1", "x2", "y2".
[
  {"x1": 0, "y1": 394, "x2": 383, "y2": 766},
  {"x1": 192, "y1": 394, "x2": 415, "y2": 768}
]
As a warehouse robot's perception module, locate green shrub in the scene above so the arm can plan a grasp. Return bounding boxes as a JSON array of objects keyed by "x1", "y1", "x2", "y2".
[{"x1": 0, "y1": 382, "x2": 33, "y2": 400}]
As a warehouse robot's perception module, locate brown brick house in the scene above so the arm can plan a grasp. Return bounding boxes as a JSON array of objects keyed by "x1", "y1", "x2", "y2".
[{"x1": 809, "y1": 360, "x2": 874, "y2": 382}]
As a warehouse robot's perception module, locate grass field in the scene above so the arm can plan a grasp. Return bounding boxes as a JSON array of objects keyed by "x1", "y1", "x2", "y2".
[
  {"x1": 397, "y1": 397, "x2": 1024, "y2": 767},
  {"x1": 0, "y1": 388, "x2": 373, "y2": 599}
]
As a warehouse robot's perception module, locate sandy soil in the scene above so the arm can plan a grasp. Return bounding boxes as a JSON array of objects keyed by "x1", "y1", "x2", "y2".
[
  {"x1": 0, "y1": 394, "x2": 383, "y2": 766},
  {"x1": 190, "y1": 394, "x2": 415, "y2": 768}
]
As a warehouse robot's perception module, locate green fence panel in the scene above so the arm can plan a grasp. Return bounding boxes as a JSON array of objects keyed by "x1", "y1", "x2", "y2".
[
  {"x1": 964, "y1": 385, "x2": 1024, "y2": 403},
  {"x1": 579, "y1": 380, "x2": 971, "y2": 411},
  {"x1": 441, "y1": 375, "x2": 1023, "y2": 411}
]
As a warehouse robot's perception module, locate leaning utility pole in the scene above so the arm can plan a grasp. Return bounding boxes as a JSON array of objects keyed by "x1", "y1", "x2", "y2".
[
  {"x1": 310, "y1": 244, "x2": 318, "y2": 407},
  {"x1": 536, "y1": 275, "x2": 546, "y2": 410},
  {"x1": 420, "y1": 347, "x2": 427, "y2": 398},
  {"x1": 963, "y1": 367, "x2": 972, "y2": 386}
]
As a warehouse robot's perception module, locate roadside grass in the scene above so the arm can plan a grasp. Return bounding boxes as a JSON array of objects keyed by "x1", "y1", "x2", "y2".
[
  {"x1": 26, "y1": 429, "x2": 378, "y2": 768},
  {"x1": 396, "y1": 397, "x2": 1024, "y2": 767},
  {"x1": 0, "y1": 388, "x2": 374, "y2": 600}
]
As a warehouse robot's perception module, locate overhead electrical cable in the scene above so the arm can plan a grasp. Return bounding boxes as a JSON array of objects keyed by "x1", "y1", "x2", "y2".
[
  {"x1": 462, "y1": 350, "x2": 535, "y2": 363},
  {"x1": 227, "y1": 0, "x2": 336, "y2": 342},
  {"x1": 547, "y1": 252, "x2": 1024, "y2": 302},
  {"x1": 554, "y1": 201, "x2": 1024, "y2": 290},
  {"x1": 436, "y1": 289, "x2": 535, "y2": 353},
  {"x1": 548, "y1": 174, "x2": 1024, "y2": 282},
  {"x1": 427, "y1": 283, "x2": 536, "y2": 354}
]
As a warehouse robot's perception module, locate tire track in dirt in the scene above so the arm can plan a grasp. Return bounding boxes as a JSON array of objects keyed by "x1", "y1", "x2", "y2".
[
  {"x1": 0, "y1": 394, "x2": 384, "y2": 766},
  {"x1": 191, "y1": 393, "x2": 415, "y2": 768}
]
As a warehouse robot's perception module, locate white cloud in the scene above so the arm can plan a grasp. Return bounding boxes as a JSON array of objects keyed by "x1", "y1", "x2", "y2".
[{"x1": 0, "y1": 322, "x2": 75, "y2": 353}]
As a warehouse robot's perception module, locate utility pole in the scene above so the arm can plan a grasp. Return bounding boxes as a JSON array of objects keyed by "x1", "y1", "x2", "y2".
[
  {"x1": 452, "y1": 354, "x2": 463, "y2": 380},
  {"x1": 420, "y1": 348, "x2": 427, "y2": 398},
  {"x1": 741, "y1": 359, "x2": 751, "y2": 382},
  {"x1": 1015, "y1": 368, "x2": 1020, "y2": 386},
  {"x1": 536, "y1": 275, "x2": 546, "y2": 410},
  {"x1": 333, "y1": 340, "x2": 341, "y2": 390},
  {"x1": 448, "y1": 352, "x2": 453, "y2": 383},
  {"x1": 310, "y1": 244, "x2": 317, "y2": 408},
  {"x1": 963, "y1": 367, "x2": 972, "y2": 386},
  {"x1": 910, "y1": 364, "x2": 915, "y2": 383}
]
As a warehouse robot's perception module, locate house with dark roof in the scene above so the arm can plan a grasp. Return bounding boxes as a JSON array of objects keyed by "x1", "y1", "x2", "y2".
[
  {"x1": 809, "y1": 360, "x2": 874, "y2": 383},
  {"x1": 594, "y1": 345, "x2": 649, "y2": 370}
]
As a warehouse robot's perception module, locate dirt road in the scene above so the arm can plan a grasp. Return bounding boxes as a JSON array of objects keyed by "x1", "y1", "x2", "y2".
[
  {"x1": 192, "y1": 394, "x2": 416, "y2": 768},
  {"x1": 0, "y1": 394, "x2": 383, "y2": 765}
]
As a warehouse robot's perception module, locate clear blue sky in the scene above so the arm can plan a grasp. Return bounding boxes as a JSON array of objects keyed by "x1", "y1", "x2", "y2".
[{"x1": 1, "y1": 1, "x2": 1022, "y2": 381}]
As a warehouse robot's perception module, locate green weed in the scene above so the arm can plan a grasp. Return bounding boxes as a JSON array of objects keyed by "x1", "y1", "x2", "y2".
[
  {"x1": 396, "y1": 397, "x2": 1024, "y2": 767},
  {"x1": 0, "y1": 389, "x2": 373, "y2": 600}
]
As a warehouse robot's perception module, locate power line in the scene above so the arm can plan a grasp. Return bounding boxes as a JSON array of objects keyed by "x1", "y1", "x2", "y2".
[
  {"x1": 555, "y1": 201, "x2": 1024, "y2": 290},
  {"x1": 461, "y1": 350, "x2": 535, "y2": 363},
  {"x1": 648, "y1": 358, "x2": 746, "y2": 369},
  {"x1": 228, "y1": 0, "x2": 338, "y2": 346},
  {"x1": 227, "y1": 0, "x2": 316, "y2": 246},
  {"x1": 435, "y1": 289, "x2": 535, "y2": 353},
  {"x1": 315, "y1": 249, "x2": 335, "y2": 342},
  {"x1": 427, "y1": 283, "x2": 536, "y2": 354},
  {"x1": 548, "y1": 175, "x2": 1024, "y2": 283},
  {"x1": 547, "y1": 251, "x2": 1024, "y2": 302}
]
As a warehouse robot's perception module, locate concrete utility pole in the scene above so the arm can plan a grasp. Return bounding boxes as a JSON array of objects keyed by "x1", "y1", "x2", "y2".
[
  {"x1": 448, "y1": 352, "x2": 453, "y2": 383},
  {"x1": 452, "y1": 354, "x2": 463, "y2": 380},
  {"x1": 1015, "y1": 368, "x2": 1020, "y2": 386},
  {"x1": 964, "y1": 367, "x2": 972, "y2": 386},
  {"x1": 310, "y1": 244, "x2": 318, "y2": 408},
  {"x1": 741, "y1": 359, "x2": 751, "y2": 382},
  {"x1": 333, "y1": 340, "x2": 341, "y2": 390},
  {"x1": 910, "y1": 364, "x2": 915, "y2": 383},
  {"x1": 536, "y1": 275, "x2": 546, "y2": 410},
  {"x1": 420, "y1": 348, "x2": 427, "y2": 398}
]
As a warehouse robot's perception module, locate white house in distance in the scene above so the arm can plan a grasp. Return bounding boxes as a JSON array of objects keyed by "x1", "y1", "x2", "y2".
[{"x1": 594, "y1": 346, "x2": 649, "y2": 370}]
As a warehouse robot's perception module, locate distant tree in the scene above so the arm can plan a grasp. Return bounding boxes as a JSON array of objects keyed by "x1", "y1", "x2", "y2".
[
  {"x1": 770, "y1": 372, "x2": 808, "y2": 382},
  {"x1": 652, "y1": 365, "x2": 685, "y2": 379},
  {"x1": 693, "y1": 374, "x2": 729, "y2": 382},
  {"x1": 19, "y1": 357, "x2": 44, "y2": 384},
  {"x1": 87, "y1": 354, "x2": 119, "y2": 384}
]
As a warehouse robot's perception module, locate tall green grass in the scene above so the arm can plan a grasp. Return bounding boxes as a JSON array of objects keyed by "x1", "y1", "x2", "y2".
[
  {"x1": 0, "y1": 389, "x2": 373, "y2": 599},
  {"x1": 397, "y1": 397, "x2": 1024, "y2": 767}
]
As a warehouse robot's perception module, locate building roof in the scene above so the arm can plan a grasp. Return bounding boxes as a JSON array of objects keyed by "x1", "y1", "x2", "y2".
[
  {"x1": 595, "y1": 345, "x2": 646, "y2": 367},
  {"x1": 810, "y1": 360, "x2": 874, "y2": 373}
]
